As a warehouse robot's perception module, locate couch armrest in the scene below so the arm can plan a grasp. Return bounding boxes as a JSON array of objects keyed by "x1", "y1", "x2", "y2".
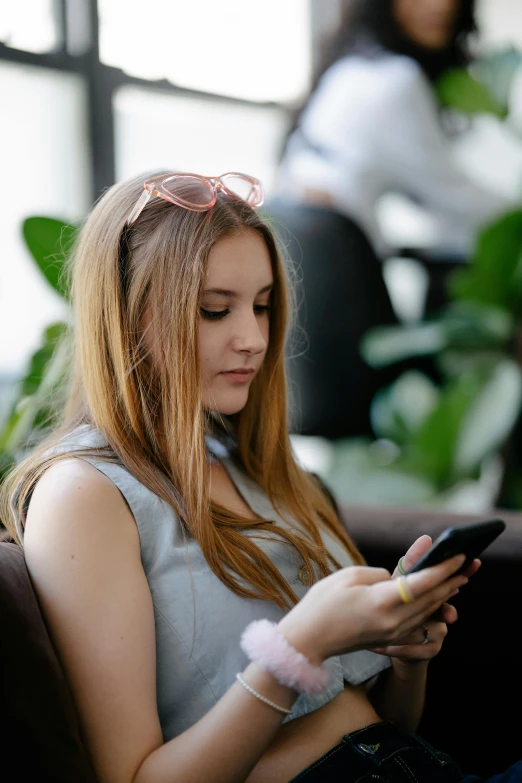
[
  {"x1": 340, "y1": 504, "x2": 522, "y2": 560},
  {"x1": 0, "y1": 542, "x2": 98, "y2": 782}
]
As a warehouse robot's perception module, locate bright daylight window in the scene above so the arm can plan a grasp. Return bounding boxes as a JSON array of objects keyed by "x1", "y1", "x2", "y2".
[
  {"x1": 0, "y1": 62, "x2": 90, "y2": 378},
  {"x1": 0, "y1": 0, "x2": 313, "y2": 382},
  {"x1": 0, "y1": 0, "x2": 60, "y2": 53},
  {"x1": 114, "y1": 87, "x2": 288, "y2": 192},
  {"x1": 99, "y1": 0, "x2": 312, "y2": 104}
]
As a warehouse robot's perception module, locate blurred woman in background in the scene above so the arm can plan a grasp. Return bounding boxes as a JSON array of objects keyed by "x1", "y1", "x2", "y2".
[{"x1": 265, "y1": 0, "x2": 511, "y2": 440}]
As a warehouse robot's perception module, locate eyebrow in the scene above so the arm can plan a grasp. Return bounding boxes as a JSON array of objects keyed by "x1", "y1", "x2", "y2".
[{"x1": 202, "y1": 284, "x2": 274, "y2": 297}]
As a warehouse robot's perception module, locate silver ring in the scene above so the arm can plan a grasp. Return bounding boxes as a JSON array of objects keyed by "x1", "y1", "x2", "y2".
[
  {"x1": 397, "y1": 556, "x2": 407, "y2": 575},
  {"x1": 421, "y1": 624, "x2": 430, "y2": 645}
]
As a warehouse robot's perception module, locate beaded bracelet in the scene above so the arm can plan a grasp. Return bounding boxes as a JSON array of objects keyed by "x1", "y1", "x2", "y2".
[
  {"x1": 240, "y1": 619, "x2": 330, "y2": 695},
  {"x1": 235, "y1": 673, "x2": 292, "y2": 715}
]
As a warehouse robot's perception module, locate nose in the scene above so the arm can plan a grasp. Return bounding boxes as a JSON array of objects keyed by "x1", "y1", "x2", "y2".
[{"x1": 233, "y1": 310, "x2": 267, "y2": 356}]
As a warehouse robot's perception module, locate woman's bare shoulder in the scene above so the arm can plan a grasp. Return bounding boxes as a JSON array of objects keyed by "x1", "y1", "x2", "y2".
[
  {"x1": 25, "y1": 457, "x2": 139, "y2": 551},
  {"x1": 22, "y1": 460, "x2": 161, "y2": 781},
  {"x1": 32, "y1": 454, "x2": 117, "y2": 491}
]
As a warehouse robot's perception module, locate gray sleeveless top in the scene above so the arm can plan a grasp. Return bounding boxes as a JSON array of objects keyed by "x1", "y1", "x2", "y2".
[{"x1": 20, "y1": 425, "x2": 390, "y2": 741}]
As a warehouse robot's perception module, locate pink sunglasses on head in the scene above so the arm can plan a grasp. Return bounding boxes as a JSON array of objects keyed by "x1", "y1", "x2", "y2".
[{"x1": 126, "y1": 171, "x2": 264, "y2": 227}]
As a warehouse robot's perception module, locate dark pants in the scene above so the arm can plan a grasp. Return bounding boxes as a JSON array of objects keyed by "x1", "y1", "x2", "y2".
[
  {"x1": 288, "y1": 721, "x2": 522, "y2": 782},
  {"x1": 263, "y1": 200, "x2": 440, "y2": 440}
]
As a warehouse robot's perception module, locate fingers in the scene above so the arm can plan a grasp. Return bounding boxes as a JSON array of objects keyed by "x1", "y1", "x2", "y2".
[
  {"x1": 372, "y1": 642, "x2": 437, "y2": 661},
  {"x1": 371, "y1": 618, "x2": 448, "y2": 660},
  {"x1": 392, "y1": 535, "x2": 432, "y2": 577},
  {"x1": 373, "y1": 553, "x2": 466, "y2": 616},
  {"x1": 405, "y1": 553, "x2": 467, "y2": 595},
  {"x1": 439, "y1": 602, "x2": 458, "y2": 624},
  {"x1": 385, "y1": 556, "x2": 467, "y2": 631},
  {"x1": 410, "y1": 573, "x2": 466, "y2": 621},
  {"x1": 463, "y1": 558, "x2": 481, "y2": 578},
  {"x1": 396, "y1": 589, "x2": 458, "y2": 633},
  {"x1": 339, "y1": 565, "x2": 392, "y2": 586}
]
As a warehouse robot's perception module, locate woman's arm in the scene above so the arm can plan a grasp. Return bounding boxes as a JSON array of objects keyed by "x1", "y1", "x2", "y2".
[
  {"x1": 371, "y1": 59, "x2": 512, "y2": 234},
  {"x1": 24, "y1": 459, "x2": 298, "y2": 783},
  {"x1": 366, "y1": 659, "x2": 428, "y2": 732},
  {"x1": 23, "y1": 461, "x2": 471, "y2": 783}
]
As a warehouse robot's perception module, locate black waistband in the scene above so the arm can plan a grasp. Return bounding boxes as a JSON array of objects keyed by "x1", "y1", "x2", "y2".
[{"x1": 288, "y1": 721, "x2": 465, "y2": 783}]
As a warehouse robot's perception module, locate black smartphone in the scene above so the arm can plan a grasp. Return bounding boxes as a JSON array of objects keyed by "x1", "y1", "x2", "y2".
[{"x1": 404, "y1": 518, "x2": 506, "y2": 576}]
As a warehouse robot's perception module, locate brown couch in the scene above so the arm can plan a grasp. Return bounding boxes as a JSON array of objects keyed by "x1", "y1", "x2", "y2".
[
  {"x1": 0, "y1": 539, "x2": 98, "y2": 782},
  {"x1": 1, "y1": 505, "x2": 521, "y2": 780}
]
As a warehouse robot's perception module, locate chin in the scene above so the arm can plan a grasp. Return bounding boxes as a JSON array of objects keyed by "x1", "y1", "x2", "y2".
[
  {"x1": 204, "y1": 393, "x2": 249, "y2": 416},
  {"x1": 419, "y1": 33, "x2": 452, "y2": 50}
]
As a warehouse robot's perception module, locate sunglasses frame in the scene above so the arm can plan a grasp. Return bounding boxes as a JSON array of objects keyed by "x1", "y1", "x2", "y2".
[{"x1": 126, "y1": 171, "x2": 264, "y2": 227}]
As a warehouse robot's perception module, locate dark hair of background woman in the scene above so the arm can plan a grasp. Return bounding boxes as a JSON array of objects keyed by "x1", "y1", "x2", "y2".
[{"x1": 282, "y1": 0, "x2": 477, "y2": 151}]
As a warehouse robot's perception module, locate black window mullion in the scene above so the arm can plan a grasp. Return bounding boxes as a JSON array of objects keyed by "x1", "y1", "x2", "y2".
[
  {"x1": 2, "y1": 0, "x2": 303, "y2": 203},
  {"x1": 0, "y1": 41, "x2": 81, "y2": 72},
  {"x1": 83, "y1": 0, "x2": 114, "y2": 199},
  {"x1": 55, "y1": 0, "x2": 68, "y2": 54},
  {"x1": 84, "y1": 56, "x2": 116, "y2": 199}
]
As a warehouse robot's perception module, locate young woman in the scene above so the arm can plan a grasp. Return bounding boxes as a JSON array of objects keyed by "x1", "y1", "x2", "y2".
[
  {"x1": 1, "y1": 170, "x2": 517, "y2": 783},
  {"x1": 265, "y1": 0, "x2": 513, "y2": 440}
]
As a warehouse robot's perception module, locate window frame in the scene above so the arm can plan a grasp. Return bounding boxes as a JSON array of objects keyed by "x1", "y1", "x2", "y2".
[{"x1": 0, "y1": 0, "x2": 328, "y2": 201}]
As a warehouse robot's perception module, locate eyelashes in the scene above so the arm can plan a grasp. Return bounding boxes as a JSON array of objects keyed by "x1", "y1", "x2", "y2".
[
  {"x1": 200, "y1": 308, "x2": 229, "y2": 321},
  {"x1": 199, "y1": 305, "x2": 271, "y2": 321}
]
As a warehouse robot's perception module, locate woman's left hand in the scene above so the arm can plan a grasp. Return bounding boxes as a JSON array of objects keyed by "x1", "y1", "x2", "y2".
[{"x1": 369, "y1": 534, "x2": 480, "y2": 663}]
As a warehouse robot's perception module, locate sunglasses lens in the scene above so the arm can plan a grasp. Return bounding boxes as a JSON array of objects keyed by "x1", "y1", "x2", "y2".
[
  {"x1": 220, "y1": 174, "x2": 262, "y2": 206},
  {"x1": 163, "y1": 176, "x2": 214, "y2": 208}
]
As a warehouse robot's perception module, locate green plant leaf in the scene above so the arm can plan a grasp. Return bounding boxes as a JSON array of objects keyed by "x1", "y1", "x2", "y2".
[
  {"x1": 0, "y1": 450, "x2": 15, "y2": 483},
  {"x1": 436, "y1": 67, "x2": 507, "y2": 118},
  {"x1": 438, "y1": 347, "x2": 507, "y2": 379},
  {"x1": 472, "y1": 47, "x2": 522, "y2": 114},
  {"x1": 325, "y1": 438, "x2": 436, "y2": 507},
  {"x1": 449, "y1": 209, "x2": 522, "y2": 311},
  {"x1": 408, "y1": 374, "x2": 483, "y2": 486},
  {"x1": 433, "y1": 454, "x2": 503, "y2": 512},
  {"x1": 370, "y1": 371, "x2": 439, "y2": 444},
  {"x1": 454, "y1": 358, "x2": 522, "y2": 475},
  {"x1": 441, "y1": 300, "x2": 513, "y2": 349},
  {"x1": 0, "y1": 322, "x2": 70, "y2": 455},
  {"x1": 22, "y1": 217, "x2": 77, "y2": 300},
  {"x1": 360, "y1": 322, "x2": 446, "y2": 368},
  {"x1": 21, "y1": 322, "x2": 68, "y2": 397}
]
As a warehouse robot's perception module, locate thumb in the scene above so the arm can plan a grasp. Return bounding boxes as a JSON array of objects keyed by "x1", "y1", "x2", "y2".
[{"x1": 393, "y1": 534, "x2": 432, "y2": 576}]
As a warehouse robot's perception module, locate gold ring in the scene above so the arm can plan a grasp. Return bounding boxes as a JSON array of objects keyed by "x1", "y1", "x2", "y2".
[{"x1": 396, "y1": 576, "x2": 415, "y2": 604}]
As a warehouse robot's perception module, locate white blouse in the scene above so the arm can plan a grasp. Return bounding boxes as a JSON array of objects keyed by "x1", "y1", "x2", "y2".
[{"x1": 275, "y1": 53, "x2": 511, "y2": 256}]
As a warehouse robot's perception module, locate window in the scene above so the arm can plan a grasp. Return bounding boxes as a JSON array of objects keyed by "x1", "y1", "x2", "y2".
[
  {"x1": 0, "y1": 61, "x2": 89, "y2": 378},
  {"x1": 114, "y1": 87, "x2": 288, "y2": 190},
  {"x1": 0, "y1": 0, "x2": 316, "y2": 385},
  {"x1": 99, "y1": 0, "x2": 311, "y2": 104},
  {"x1": 0, "y1": 0, "x2": 61, "y2": 54}
]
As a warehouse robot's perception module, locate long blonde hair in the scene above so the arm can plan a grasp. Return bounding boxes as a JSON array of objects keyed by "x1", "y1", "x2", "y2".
[{"x1": 0, "y1": 171, "x2": 364, "y2": 608}]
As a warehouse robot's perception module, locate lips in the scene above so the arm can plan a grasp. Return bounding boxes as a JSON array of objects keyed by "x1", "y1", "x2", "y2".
[
  {"x1": 219, "y1": 368, "x2": 256, "y2": 383},
  {"x1": 221, "y1": 368, "x2": 255, "y2": 376}
]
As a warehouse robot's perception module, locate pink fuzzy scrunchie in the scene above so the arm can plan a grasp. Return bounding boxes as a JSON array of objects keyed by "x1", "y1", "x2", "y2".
[{"x1": 240, "y1": 619, "x2": 330, "y2": 695}]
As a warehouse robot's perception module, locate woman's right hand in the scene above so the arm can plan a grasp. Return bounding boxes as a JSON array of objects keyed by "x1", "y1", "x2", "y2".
[{"x1": 277, "y1": 554, "x2": 468, "y2": 665}]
